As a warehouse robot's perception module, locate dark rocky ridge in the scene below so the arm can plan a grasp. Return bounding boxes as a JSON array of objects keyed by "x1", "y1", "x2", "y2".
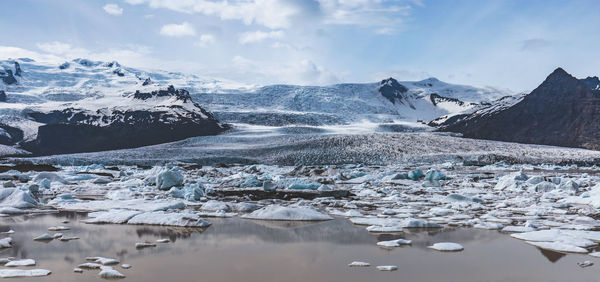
[
  {"x1": 378, "y1": 78, "x2": 409, "y2": 105},
  {"x1": 19, "y1": 86, "x2": 229, "y2": 155},
  {"x1": 0, "y1": 90, "x2": 6, "y2": 102},
  {"x1": 437, "y1": 68, "x2": 600, "y2": 149}
]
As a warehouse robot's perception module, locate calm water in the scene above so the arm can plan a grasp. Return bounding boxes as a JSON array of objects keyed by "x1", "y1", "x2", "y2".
[{"x1": 0, "y1": 212, "x2": 597, "y2": 282}]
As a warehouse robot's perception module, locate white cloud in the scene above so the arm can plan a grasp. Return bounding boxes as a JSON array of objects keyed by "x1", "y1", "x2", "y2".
[
  {"x1": 126, "y1": 0, "x2": 304, "y2": 29},
  {"x1": 125, "y1": 0, "x2": 416, "y2": 32},
  {"x1": 195, "y1": 34, "x2": 216, "y2": 47},
  {"x1": 231, "y1": 55, "x2": 338, "y2": 85},
  {"x1": 103, "y1": 3, "x2": 123, "y2": 16},
  {"x1": 159, "y1": 22, "x2": 196, "y2": 37},
  {"x1": 238, "y1": 30, "x2": 284, "y2": 44}
]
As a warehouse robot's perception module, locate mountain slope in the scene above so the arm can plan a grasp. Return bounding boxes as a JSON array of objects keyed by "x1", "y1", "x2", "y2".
[
  {"x1": 0, "y1": 58, "x2": 229, "y2": 155},
  {"x1": 193, "y1": 77, "x2": 511, "y2": 126},
  {"x1": 437, "y1": 68, "x2": 600, "y2": 149}
]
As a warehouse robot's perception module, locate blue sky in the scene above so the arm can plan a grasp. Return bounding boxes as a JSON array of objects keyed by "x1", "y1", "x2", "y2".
[{"x1": 0, "y1": 0, "x2": 599, "y2": 92}]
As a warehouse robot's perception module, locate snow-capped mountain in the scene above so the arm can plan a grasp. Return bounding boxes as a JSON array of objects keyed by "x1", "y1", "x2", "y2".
[
  {"x1": 193, "y1": 77, "x2": 512, "y2": 127},
  {"x1": 436, "y1": 68, "x2": 600, "y2": 150},
  {"x1": 0, "y1": 58, "x2": 229, "y2": 155},
  {"x1": 0, "y1": 57, "x2": 513, "y2": 156}
]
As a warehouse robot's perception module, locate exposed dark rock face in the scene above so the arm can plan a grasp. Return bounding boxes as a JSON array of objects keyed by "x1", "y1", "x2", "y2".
[
  {"x1": 59, "y1": 62, "x2": 70, "y2": 69},
  {"x1": 582, "y1": 76, "x2": 600, "y2": 90},
  {"x1": 429, "y1": 93, "x2": 464, "y2": 106},
  {"x1": 0, "y1": 90, "x2": 6, "y2": 102},
  {"x1": 378, "y1": 78, "x2": 409, "y2": 104},
  {"x1": 0, "y1": 124, "x2": 24, "y2": 145},
  {"x1": 14, "y1": 62, "x2": 22, "y2": 77},
  {"x1": 21, "y1": 86, "x2": 229, "y2": 155},
  {"x1": 437, "y1": 68, "x2": 600, "y2": 150},
  {"x1": 0, "y1": 69, "x2": 17, "y2": 85},
  {"x1": 113, "y1": 68, "x2": 125, "y2": 77},
  {"x1": 142, "y1": 77, "x2": 152, "y2": 86},
  {"x1": 133, "y1": 85, "x2": 191, "y2": 102}
]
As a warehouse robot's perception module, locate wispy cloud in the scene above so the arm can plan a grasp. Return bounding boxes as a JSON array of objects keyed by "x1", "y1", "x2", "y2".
[
  {"x1": 195, "y1": 34, "x2": 216, "y2": 47},
  {"x1": 103, "y1": 3, "x2": 123, "y2": 16},
  {"x1": 159, "y1": 22, "x2": 196, "y2": 37},
  {"x1": 239, "y1": 30, "x2": 284, "y2": 44}
]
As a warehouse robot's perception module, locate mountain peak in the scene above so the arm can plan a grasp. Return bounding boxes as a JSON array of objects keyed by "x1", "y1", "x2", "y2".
[
  {"x1": 546, "y1": 67, "x2": 573, "y2": 80},
  {"x1": 378, "y1": 77, "x2": 408, "y2": 104}
]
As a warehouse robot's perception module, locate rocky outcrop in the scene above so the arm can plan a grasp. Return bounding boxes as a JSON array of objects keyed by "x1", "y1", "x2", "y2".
[
  {"x1": 437, "y1": 68, "x2": 600, "y2": 149},
  {"x1": 378, "y1": 78, "x2": 409, "y2": 104},
  {"x1": 0, "y1": 69, "x2": 17, "y2": 85},
  {"x1": 21, "y1": 86, "x2": 229, "y2": 155},
  {"x1": 0, "y1": 90, "x2": 6, "y2": 102}
]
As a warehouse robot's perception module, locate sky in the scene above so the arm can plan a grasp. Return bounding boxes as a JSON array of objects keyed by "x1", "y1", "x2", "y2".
[{"x1": 0, "y1": 0, "x2": 599, "y2": 92}]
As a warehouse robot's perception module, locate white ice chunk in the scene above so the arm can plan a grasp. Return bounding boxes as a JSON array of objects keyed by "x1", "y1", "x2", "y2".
[
  {"x1": 5, "y1": 259, "x2": 35, "y2": 267},
  {"x1": 525, "y1": 241, "x2": 588, "y2": 254},
  {"x1": 348, "y1": 261, "x2": 370, "y2": 267},
  {"x1": 78, "y1": 262, "x2": 103, "y2": 269},
  {"x1": 33, "y1": 233, "x2": 54, "y2": 241},
  {"x1": 127, "y1": 211, "x2": 211, "y2": 227},
  {"x1": 135, "y1": 242, "x2": 156, "y2": 248},
  {"x1": 376, "y1": 265, "x2": 398, "y2": 271},
  {"x1": 428, "y1": 242, "x2": 464, "y2": 251},
  {"x1": 377, "y1": 239, "x2": 412, "y2": 247},
  {"x1": 48, "y1": 226, "x2": 69, "y2": 231},
  {"x1": 0, "y1": 237, "x2": 12, "y2": 248},
  {"x1": 0, "y1": 269, "x2": 51, "y2": 278},
  {"x1": 86, "y1": 257, "x2": 120, "y2": 265},
  {"x1": 83, "y1": 209, "x2": 142, "y2": 224},
  {"x1": 241, "y1": 205, "x2": 332, "y2": 221},
  {"x1": 501, "y1": 226, "x2": 536, "y2": 233},
  {"x1": 98, "y1": 266, "x2": 126, "y2": 279}
]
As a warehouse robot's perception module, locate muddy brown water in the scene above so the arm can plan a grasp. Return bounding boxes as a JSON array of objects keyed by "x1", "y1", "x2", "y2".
[{"x1": 0, "y1": 212, "x2": 598, "y2": 282}]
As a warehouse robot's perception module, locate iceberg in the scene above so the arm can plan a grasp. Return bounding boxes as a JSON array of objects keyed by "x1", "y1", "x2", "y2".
[
  {"x1": 428, "y1": 242, "x2": 464, "y2": 251},
  {"x1": 127, "y1": 211, "x2": 211, "y2": 227},
  {"x1": 0, "y1": 269, "x2": 51, "y2": 278},
  {"x1": 241, "y1": 205, "x2": 333, "y2": 221}
]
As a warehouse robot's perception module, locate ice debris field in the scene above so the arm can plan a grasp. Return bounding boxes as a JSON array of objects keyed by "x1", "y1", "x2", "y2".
[{"x1": 3, "y1": 160, "x2": 600, "y2": 277}]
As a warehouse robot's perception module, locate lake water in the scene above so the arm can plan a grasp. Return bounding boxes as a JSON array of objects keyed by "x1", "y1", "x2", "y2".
[{"x1": 0, "y1": 212, "x2": 597, "y2": 282}]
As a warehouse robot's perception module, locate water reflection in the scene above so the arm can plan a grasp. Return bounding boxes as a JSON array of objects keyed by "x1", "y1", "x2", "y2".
[{"x1": 0, "y1": 212, "x2": 596, "y2": 282}]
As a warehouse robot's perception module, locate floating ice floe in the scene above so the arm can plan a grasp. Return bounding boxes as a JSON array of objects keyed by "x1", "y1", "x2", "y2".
[
  {"x1": 428, "y1": 242, "x2": 464, "y2": 252},
  {"x1": 376, "y1": 265, "x2": 398, "y2": 271},
  {"x1": 366, "y1": 225, "x2": 403, "y2": 232},
  {"x1": 377, "y1": 239, "x2": 412, "y2": 247},
  {"x1": 98, "y1": 266, "x2": 126, "y2": 279},
  {"x1": 0, "y1": 269, "x2": 51, "y2": 278},
  {"x1": 121, "y1": 264, "x2": 132, "y2": 269},
  {"x1": 501, "y1": 226, "x2": 536, "y2": 233},
  {"x1": 58, "y1": 236, "x2": 79, "y2": 241},
  {"x1": 78, "y1": 262, "x2": 103, "y2": 269},
  {"x1": 51, "y1": 199, "x2": 185, "y2": 212},
  {"x1": 83, "y1": 209, "x2": 142, "y2": 224},
  {"x1": 156, "y1": 238, "x2": 170, "y2": 243},
  {"x1": 48, "y1": 226, "x2": 69, "y2": 231},
  {"x1": 135, "y1": 242, "x2": 157, "y2": 249},
  {"x1": 577, "y1": 261, "x2": 593, "y2": 268},
  {"x1": 127, "y1": 211, "x2": 211, "y2": 227},
  {"x1": 348, "y1": 261, "x2": 370, "y2": 267},
  {"x1": 589, "y1": 252, "x2": 600, "y2": 257},
  {"x1": 511, "y1": 229, "x2": 599, "y2": 248},
  {"x1": 5, "y1": 259, "x2": 35, "y2": 267},
  {"x1": 197, "y1": 210, "x2": 236, "y2": 218},
  {"x1": 86, "y1": 257, "x2": 120, "y2": 265},
  {"x1": 241, "y1": 205, "x2": 333, "y2": 221},
  {"x1": 73, "y1": 268, "x2": 83, "y2": 273},
  {"x1": 525, "y1": 241, "x2": 588, "y2": 254},
  {"x1": 0, "y1": 237, "x2": 12, "y2": 248},
  {"x1": 33, "y1": 233, "x2": 53, "y2": 241}
]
